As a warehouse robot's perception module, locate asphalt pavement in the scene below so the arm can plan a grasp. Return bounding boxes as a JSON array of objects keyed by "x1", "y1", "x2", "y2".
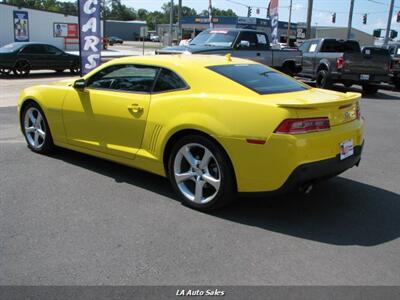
[{"x1": 1, "y1": 75, "x2": 400, "y2": 285}]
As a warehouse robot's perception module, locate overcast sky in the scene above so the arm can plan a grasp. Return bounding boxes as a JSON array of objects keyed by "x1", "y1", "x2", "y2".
[{"x1": 65, "y1": 0, "x2": 400, "y2": 34}]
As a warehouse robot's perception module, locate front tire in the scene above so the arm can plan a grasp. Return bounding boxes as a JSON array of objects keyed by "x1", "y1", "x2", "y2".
[
  {"x1": 168, "y1": 134, "x2": 236, "y2": 211},
  {"x1": 70, "y1": 61, "x2": 80, "y2": 75},
  {"x1": 21, "y1": 102, "x2": 54, "y2": 154},
  {"x1": 13, "y1": 61, "x2": 30, "y2": 76}
]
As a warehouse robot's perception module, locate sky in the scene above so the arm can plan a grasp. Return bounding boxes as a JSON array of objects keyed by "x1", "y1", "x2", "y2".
[{"x1": 68, "y1": 0, "x2": 400, "y2": 35}]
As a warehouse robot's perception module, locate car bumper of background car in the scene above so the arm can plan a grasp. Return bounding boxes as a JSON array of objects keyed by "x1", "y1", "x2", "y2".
[
  {"x1": 331, "y1": 72, "x2": 390, "y2": 84},
  {"x1": 219, "y1": 118, "x2": 364, "y2": 193}
]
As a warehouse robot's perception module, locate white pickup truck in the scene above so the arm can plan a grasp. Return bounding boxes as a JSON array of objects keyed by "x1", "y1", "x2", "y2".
[{"x1": 156, "y1": 28, "x2": 302, "y2": 76}]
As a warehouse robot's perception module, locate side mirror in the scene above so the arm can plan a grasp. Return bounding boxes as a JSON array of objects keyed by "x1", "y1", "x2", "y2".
[
  {"x1": 238, "y1": 40, "x2": 250, "y2": 48},
  {"x1": 73, "y1": 79, "x2": 86, "y2": 90}
]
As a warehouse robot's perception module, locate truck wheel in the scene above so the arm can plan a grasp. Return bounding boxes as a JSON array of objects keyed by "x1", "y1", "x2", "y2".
[
  {"x1": 316, "y1": 70, "x2": 332, "y2": 89},
  {"x1": 282, "y1": 62, "x2": 296, "y2": 77},
  {"x1": 362, "y1": 84, "x2": 378, "y2": 95},
  {"x1": 393, "y1": 78, "x2": 400, "y2": 90}
]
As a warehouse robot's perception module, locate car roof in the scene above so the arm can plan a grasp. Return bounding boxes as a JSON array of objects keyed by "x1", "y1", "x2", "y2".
[
  {"x1": 205, "y1": 27, "x2": 265, "y2": 33},
  {"x1": 108, "y1": 54, "x2": 253, "y2": 69}
]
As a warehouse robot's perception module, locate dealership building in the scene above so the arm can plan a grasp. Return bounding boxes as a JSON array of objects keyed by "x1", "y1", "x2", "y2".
[{"x1": 0, "y1": 3, "x2": 146, "y2": 50}]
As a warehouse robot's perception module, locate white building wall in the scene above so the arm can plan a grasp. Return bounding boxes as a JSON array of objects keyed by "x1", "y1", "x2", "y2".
[{"x1": 0, "y1": 4, "x2": 103, "y2": 50}]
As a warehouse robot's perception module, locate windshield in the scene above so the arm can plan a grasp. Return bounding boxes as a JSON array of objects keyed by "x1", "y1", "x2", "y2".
[
  {"x1": 208, "y1": 64, "x2": 308, "y2": 95},
  {"x1": 190, "y1": 30, "x2": 237, "y2": 47},
  {"x1": 0, "y1": 43, "x2": 23, "y2": 53}
]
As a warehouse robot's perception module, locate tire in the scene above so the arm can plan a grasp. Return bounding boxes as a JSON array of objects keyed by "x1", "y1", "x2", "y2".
[
  {"x1": 70, "y1": 61, "x2": 80, "y2": 75},
  {"x1": 362, "y1": 84, "x2": 379, "y2": 95},
  {"x1": 167, "y1": 134, "x2": 236, "y2": 211},
  {"x1": 316, "y1": 69, "x2": 333, "y2": 89},
  {"x1": 282, "y1": 62, "x2": 296, "y2": 76},
  {"x1": 393, "y1": 77, "x2": 400, "y2": 90},
  {"x1": 13, "y1": 60, "x2": 30, "y2": 76},
  {"x1": 21, "y1": 102, "x2": 54, "y2": 154}
]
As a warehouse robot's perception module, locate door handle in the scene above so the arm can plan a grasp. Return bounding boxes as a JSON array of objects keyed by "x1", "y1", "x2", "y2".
[{"x1": 127, "y1": 103, "x2": 143, "y2": 113}]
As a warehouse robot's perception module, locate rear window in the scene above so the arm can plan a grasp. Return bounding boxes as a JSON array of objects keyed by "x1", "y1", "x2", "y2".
[
  {"x1": 320, "y1": 40, "x2": 361, "y2": 53},
  {"x1": 208, "y1": 64, "x2": 308, "y2": 95}
]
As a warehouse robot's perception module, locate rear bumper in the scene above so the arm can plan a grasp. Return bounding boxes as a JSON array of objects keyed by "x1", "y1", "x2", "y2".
[
  {"x1": 240, "y1": 143, "x2": 363, "y2": 197},
  {"x1": 330, "y1": 72, "x2": 390, "y2": 84}
]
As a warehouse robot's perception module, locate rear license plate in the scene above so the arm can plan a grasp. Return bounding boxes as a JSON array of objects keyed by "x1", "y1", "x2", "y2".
[
  {"x1": 360, "y1": 74, "x2": 370, "y2": 80},
  {"x1": 340, "y1": 139, "x2": 354, "y2": 160}
]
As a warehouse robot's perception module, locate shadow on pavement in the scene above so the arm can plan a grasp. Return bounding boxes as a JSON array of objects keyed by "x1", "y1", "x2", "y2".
[
  {"x1": 47, "y1": 147, "x2": 400, "y2": 247},
  {"x1": 0, "y1": 71, "x2": 78, "y2": 80}
]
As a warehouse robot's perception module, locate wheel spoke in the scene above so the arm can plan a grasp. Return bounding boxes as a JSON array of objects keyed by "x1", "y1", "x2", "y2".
[
  {"x1": 194, "y1": 180, "x2": 205, "y2": 203},
  {"x1": 25, "y1": 126, "x2": 35, "y2": 133},
  {"x1": 199, "y1": 148, "x2": 212, "y2": 169},
  {"x1": 175, "y1": 172, "x2": 195, "y2": 183},
  {"x1": 203, "y1": 174, "x2": 220, "y2": 190},
  {"x1": 182, "y1": 146, "x2": 197, "y2": 167},
  {"x1": 28, "y1": 110, "x2": 36, "y2": 124},
  {"x1": 37, "y1": 128, "x2": 45, "y2": 139},
  {"x1": 35, "y1": 114, "x2": 42, "y2": 128},
  {"x1": 34, "y1": 131, "x2": 39, "y2": 147}
]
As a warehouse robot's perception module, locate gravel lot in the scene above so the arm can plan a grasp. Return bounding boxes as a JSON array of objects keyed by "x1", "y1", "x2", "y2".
[{"x1": 1, "y1": 73, "x2": 400, "y2": 285}]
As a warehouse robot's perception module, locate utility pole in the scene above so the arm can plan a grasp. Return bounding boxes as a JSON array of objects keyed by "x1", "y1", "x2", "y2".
[
  {"x1": 306, "y1": 0, "x2": 313, "y2": 39},
  {"x1": 384, "y1": 0, "x2": 395, "y2": 45},
  {"x1": 178, "y1": 0, "x2": 182, "y2": 41},
  {"x1": 169, "y1": 0, "x2": 174, "y2": 45},
  {"x1": 347, "y1": 0, "x2": 355, "y2": 39},
  {"x1": 287, "y1": 0, "x2": 293, "y2": 45},
  {"x1": 209, "y1": 0, "x2": 213, "y2": 28}
]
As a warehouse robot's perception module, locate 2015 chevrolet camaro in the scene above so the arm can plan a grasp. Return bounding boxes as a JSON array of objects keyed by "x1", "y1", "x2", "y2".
[{"x1": 18, "y1": 54, "x2": 364, "y2": 211}]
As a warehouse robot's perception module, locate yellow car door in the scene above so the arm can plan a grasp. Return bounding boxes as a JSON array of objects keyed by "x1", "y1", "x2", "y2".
[{"x1": 63, "y1": 64, "x2": 158, "y2": 159}]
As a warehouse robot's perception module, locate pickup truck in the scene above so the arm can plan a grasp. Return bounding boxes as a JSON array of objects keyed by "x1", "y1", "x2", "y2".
[
  {"x1": 297, "y1": 38, "x2": 391, "y2": 94},
  {"x1": 384, "y1": 42, "x2": 400, "y2": 89},
  {"x1": 156, "y1": 28, "x2": 302, "y2": 76}
]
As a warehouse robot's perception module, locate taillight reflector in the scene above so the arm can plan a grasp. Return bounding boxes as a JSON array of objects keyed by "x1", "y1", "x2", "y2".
[
  {"x1": 336, "y1": 57, "x2": 345, "y2": 70},
  {"x1": 274, "y1": 118, "x2": 331, "y2": 134}
]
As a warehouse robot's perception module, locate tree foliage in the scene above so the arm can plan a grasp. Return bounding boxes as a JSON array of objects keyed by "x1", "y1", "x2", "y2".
[{"x1": 3, "y1": 0, "x2": 237, "y2": 29}]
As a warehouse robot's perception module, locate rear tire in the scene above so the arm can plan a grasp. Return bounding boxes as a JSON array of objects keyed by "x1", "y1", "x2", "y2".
[
  {"x1": 167, "y1": 134, "x2": 236, "y2": 211},
  {"x1": 21, "y1": 102, "x2": 54, "y2": 154},
  {"x1": 316, "y1": 69, "x2": 332, "y2": 89},
  {"x1": 70, "y1": 61, "x2": 80, "y2": 75},
  {"x1": 0, "y1": 68, "x2": 12, "y2": 75},
  {"x1": 282, "y1": 62, "x2": 296, "y2": 77},
  {"x1": 362, "y1": 84, "x2": 379, "y2": 95}
]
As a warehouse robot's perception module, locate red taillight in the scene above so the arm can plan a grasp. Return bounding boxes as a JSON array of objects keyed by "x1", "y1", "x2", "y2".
[
  {"x1": 336, "y1": 57, "x2": 345, "y2": 70},
  {"x1": 274, "y1": 117, "x2": 331, "y2": 134}
]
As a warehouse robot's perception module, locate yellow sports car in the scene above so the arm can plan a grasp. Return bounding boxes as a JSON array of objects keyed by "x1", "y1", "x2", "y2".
[{"x1": 18, "y1": 54, "x2": 364, "y2": 211}]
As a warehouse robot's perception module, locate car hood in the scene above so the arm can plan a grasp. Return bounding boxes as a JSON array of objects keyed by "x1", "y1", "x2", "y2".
[{"x1": 156, "y1": 45, "x2": 232, "y2": 54}]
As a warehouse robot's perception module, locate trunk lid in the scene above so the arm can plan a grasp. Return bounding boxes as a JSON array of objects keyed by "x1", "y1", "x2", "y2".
[{"x1": 266, "y1": 88, "x2": 360, "y2": 126}]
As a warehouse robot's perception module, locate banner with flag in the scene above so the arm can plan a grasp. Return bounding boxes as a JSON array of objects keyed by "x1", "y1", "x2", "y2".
[
  {"x1": 78, "y1": 0, "x2": 102, "y2": 76},
  {"x1": 269, "y1": 0, "x2": 279, "y2": 44}
]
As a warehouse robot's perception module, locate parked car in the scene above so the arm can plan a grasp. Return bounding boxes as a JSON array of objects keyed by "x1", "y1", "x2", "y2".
[
  {"x1": 0, "y1": 42, "x2": 79, "y2": 76},
  {"x1": 18, "y1": 54, "x2": 364, "y2": 211},
  {"x1": 108, "y1": 36, "x2": 123, "y2": 46},
  {"x1": 150, "y1": 35, "x2": 161, "y2": 42},
  {"x1": 297, "y1": 38, "x2": 391, "y2": 94},
  {"x1": 156, "y1": 28, "x2": 302, "y2": 76},
  {"x1": 383, "y1": 42, "x2": 400, "y2": 89}
]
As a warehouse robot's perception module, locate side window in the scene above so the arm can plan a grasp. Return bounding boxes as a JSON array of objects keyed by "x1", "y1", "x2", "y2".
[
  {"x1": 87, "y1": 64, "x2": 158, "y2": 93},
  {"x1": 20, "y1": 45, "x2": 41, "y2": 54},
  {"x1": 236, "y1": 32, "x2": 258, "y2": 50},
  {"x1": 44, "y1": 45, "x2": 63, "y2": 55},
  {"x1": 153, "y1": 68, "x2": 187, "y2": 92}
]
